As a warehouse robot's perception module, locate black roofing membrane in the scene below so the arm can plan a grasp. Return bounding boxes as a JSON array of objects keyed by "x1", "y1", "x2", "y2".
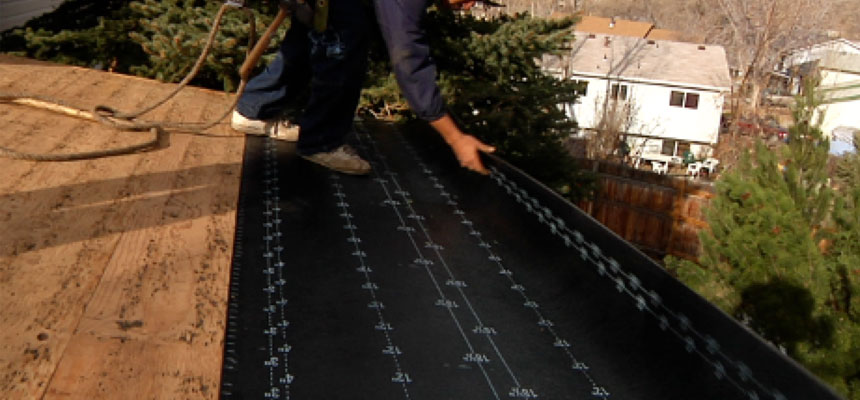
[{"x1": 220, "y1": 123, "x2": 841, "y2": 400}]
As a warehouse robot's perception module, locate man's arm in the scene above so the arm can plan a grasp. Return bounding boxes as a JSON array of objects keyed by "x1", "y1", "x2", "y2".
[{"x1": 373, "y1": 0, "x2": 494, "y2": 174}]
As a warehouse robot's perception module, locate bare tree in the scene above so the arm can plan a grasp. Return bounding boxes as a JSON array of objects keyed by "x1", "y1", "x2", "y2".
[
  {"x1": 586, "y1": 93, "x2": 638, "y2": 161},
  {"x1": 493, "y1": 0, "x2": 580, "y2": 17},
  {"x1": 581, "y1": 0, "x2": 702, "y2": 28},
  {"x1": 583, "y1": 0, "x2": 655, "y2": 22},
  {"x1": 828, "y1": 0, "x2": 860, "y2": 39},
  {"x1": 712, "y1": 0, "x2": 829, "y2": 118}
]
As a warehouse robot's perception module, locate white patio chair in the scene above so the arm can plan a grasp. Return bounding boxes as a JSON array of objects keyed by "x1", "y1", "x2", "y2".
[
  {"x1": 652, "y1": 161, "x2": 668, "y2": 175},
  {"x1": 702, "y1": 158, "x2": 720, "y2": 174},
  {"x1": 687, "y1": 162, "x2": 703, "y2": 177}
]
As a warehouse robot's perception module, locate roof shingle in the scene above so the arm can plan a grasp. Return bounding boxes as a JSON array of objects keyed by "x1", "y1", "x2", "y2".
[{"x1": 550, "y1": 34, "x2": 731, "y2": 90}]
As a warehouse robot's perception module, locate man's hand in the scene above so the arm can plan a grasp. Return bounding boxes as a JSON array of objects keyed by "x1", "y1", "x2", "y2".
[
  {"x1": 430, "y1": 114, "x2": 495, "y2": 175},
  {"x1": 449, "y1": 134, "x2": 495, "y2": 174}
]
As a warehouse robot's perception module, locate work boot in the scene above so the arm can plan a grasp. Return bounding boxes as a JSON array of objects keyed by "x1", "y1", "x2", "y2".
[
  {"x1": 231, "y1": 110, "x2": 300, "y2": 141},
  {"x1": 301, "y1": 144, "x2": 371, "y2": 175}
]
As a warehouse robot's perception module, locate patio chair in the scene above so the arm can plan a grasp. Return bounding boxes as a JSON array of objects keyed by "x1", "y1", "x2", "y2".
[
  {"x1": 687, "y1": 162, "x2": 703, "y2": 177},
  {"x1": 702, "y1": 158, "x2": 720, "y2": 175},
  {"x1": 652, "y1": 161, "x2": 668, "y2": 175}
]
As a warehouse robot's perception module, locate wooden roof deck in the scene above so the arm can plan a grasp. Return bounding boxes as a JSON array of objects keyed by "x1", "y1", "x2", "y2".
[{"x1": 0, "y1": 56, "x2": 243, "y2": 399}]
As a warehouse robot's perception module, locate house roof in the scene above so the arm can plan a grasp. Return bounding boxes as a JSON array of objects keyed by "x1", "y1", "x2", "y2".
[
  {"x1": 0, "y1": 54, "x2": 243, "y2": 398},
  {"x1": 574, "y1": 15, "x2": 654, "y2": 38},
  {"x1": 0, "y1": 56, "x2": 844, "y2": 400},
  {"x1": 819, "y1": 52, "x2": 860, "y2": 74},
  {"x1": 546, "y1": 34, "x2": 731, "y2": 90},
  {"x1": 644, "y1": 28, "x2": 680, "y2": 41},
  {"x1": 832, "y1": 38, "x2": 860, "y2": 53},
  {"x1": 786, "y1": 38, "x2": 860, "y2": 59},
  {"x1": 551, "y1": 14, "x2": 691, "y2": 42}
]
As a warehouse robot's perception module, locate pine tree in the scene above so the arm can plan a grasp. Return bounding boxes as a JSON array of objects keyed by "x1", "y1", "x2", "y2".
[
  {"x1": 807, "y1": 133, "x2": 860, "y2": 397},
  {"x1": 782, "y1": 83, "x2": 833, "y2": 227},
  {"x1": 666, "y1": 84, "x2": 860, "y2": 398},
  {"x1": 127, "y1": 0, "x2": 283, "y2": 91},
  {"x1": 0, "y1": 0, "x2": 146, "y2": 72},
  {"x1": 361, "y1": 11, "x2": 596, "y2": 201},
  {"x1": 833, "y1": 132, "x2": 860, "y2": 190},
  {"x1": 1, "y1": 0, "x2": 281, "y2": 91}
]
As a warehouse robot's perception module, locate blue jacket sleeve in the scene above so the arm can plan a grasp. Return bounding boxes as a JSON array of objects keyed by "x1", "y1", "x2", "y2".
[{"x1": 373, "y1": 0, "x2": 447, "y2": 121}]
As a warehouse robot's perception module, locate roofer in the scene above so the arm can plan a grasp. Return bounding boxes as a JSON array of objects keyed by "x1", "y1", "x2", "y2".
[{"x1": 230, "y1": 0, "x2": 495, "y2": 175}]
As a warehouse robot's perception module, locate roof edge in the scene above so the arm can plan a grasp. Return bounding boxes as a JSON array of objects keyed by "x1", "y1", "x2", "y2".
[{"x1": 566, "y1": 71, "x2": 731, "y2": 93}]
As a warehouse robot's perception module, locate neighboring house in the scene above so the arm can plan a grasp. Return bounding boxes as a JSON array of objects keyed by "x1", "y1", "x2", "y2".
[
  {"x1": 778, "y1": 39, "x2": 860, "y2": 152},
  {"x1": 781, "y1": 38, "x2": 860, "y2": 68},
  {"x1": 550, "y1": 13, "x2": 692, "y2": 43},
  {"x1": 0, "y1": 0, "x2": 65, "y2": 32},
  {"x1": 544, "y1": 33, "x2": 731, "y2": 159},
  {"x1": 817, "y1": 53, "x2": 860, "y2": 153}
]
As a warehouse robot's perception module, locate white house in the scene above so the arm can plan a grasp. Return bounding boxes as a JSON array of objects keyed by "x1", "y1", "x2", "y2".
[
  {"x1": 779, "y1": 39, "x2": 860, "y2": 152},
  {"x1": 781, "y1": 39, "x2": 860, "y2": 68},
  {"x1": 817, "y1": 53, "x2": 860, "y2": 153},
  {"x1": 544, "y1": 33, "x2": 731, "y2": 160},
  {"x1": 0, "y1": 0, "x2": 66, "y2": 32}
]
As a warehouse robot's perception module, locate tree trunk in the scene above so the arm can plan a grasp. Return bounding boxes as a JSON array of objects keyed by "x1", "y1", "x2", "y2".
[{"x1": 749, "y1": 80, "x2": 762, "y2": 118}]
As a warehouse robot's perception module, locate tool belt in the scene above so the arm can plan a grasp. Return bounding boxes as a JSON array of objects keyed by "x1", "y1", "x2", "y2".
[{"x1": 282, "y1": 0, "x2": 328, "y2": 33}]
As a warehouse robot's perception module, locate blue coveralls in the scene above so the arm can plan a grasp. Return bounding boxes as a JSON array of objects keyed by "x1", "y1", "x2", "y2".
[{"x1": 236, "y1": 0, "x2": 447, "y2": 156}]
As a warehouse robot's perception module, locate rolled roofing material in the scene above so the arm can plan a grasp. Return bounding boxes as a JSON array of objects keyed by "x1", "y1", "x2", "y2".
[{"x1": 221, "y1": 123, "x2": 841, "y2": 399}]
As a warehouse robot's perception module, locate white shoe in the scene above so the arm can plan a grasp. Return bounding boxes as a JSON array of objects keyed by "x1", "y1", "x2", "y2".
[
  {"x1": 301, "y1": 145, "x2": 371, "y2": 175},
  {"x1": 231, "y1": 110, "x2": 300, "y2": 142}
]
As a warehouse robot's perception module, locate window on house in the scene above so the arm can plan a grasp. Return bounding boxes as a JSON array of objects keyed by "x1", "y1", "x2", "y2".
[
  {"x1": 670, "y1": 91, "x2": 685, "y2": 107},
  {"x1": 669, "y1": 91, "x2": 700, "y2": 109},
  {"x1": 684, "y1": 93, "x2": 699, "y2": 109},
  {"x1": 611, "y1": 84, "x2": 628, "y2": 101},
  {"x1": 573, "y1": 80, "x2": 589, "y2": 96},
  {"x1": 662, "y1": 140, "x2": 676, "y2": 156}
]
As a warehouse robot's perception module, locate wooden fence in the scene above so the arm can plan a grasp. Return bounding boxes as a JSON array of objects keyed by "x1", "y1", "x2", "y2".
[{"x1": 576, "y1": 159, "x2": 714, "y2": 262}]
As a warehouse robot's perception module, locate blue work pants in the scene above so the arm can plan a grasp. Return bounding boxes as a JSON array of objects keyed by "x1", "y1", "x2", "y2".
[{"x1": 236, "y1": 1, "x2": 371, "y2": 155}]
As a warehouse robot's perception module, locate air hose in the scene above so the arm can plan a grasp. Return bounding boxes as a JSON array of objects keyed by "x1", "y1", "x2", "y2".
[{"x1": 0, "y1": 1, "x2": 299, "y2": 161}]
